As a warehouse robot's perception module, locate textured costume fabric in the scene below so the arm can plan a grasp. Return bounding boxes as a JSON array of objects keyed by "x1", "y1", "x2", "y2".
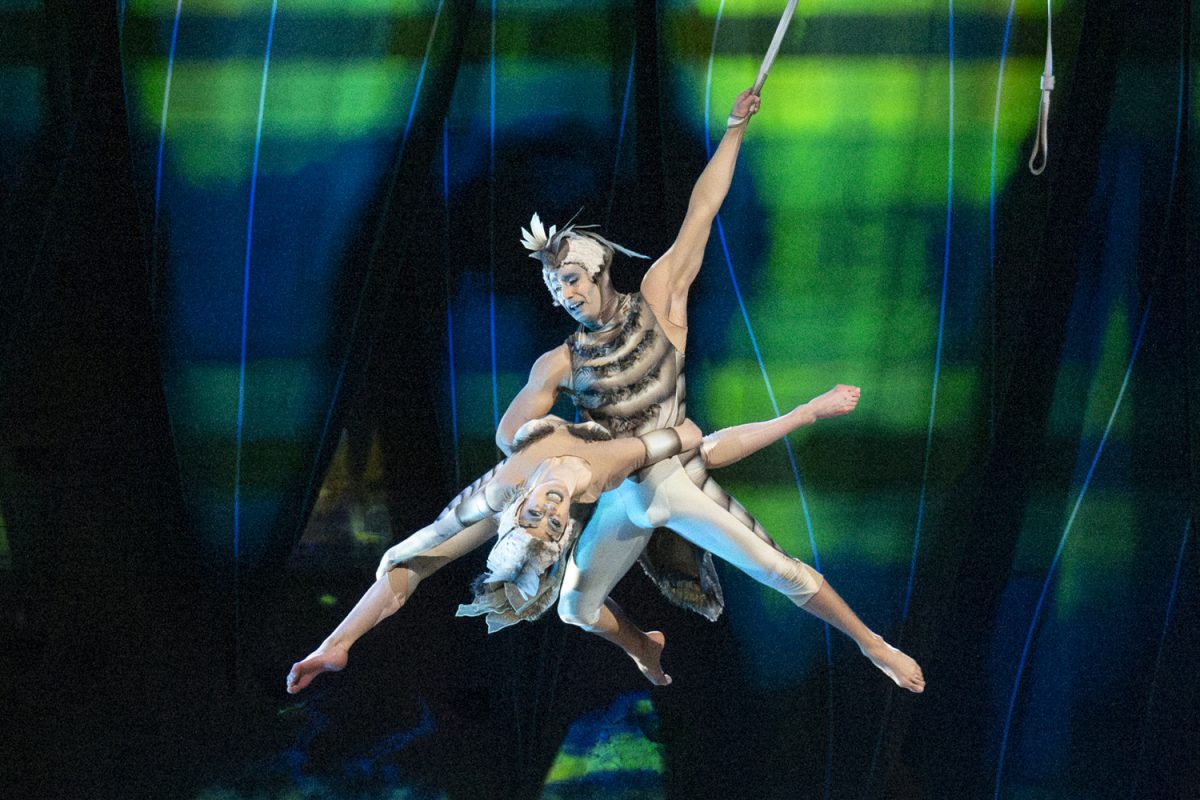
[
  {"x1": 559, "y1": 293, "x2": 822, "y2": 626},
  {"x1": 455, "y1": 524, "x2": 577, "y2": 633},
  {"x1": 564, "y1": 292, "x2": 725, "y2": 617},
  {"x1": 481, "y1": 529, "x2": 561, "y2": 599},
  {"x1": 455, "y1": 423, "x2": 600, "y2": 632},
  {"x1": 560, "y1": 456, "x2": 823, "y2": 629},
  {"x1": 404, "y1": 416, "x2": 649, "y2": 632},
  {"x1": 377, "y1": 417, "x2": 643, "y2": 570}
]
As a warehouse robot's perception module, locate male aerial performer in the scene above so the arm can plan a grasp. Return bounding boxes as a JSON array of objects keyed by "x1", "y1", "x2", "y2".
[
  {"x1": 287, "y1": 90, "x2": 922, "y2": 695},
  {"x1": 498, "y1": 89, "x2": 925, "y2": 692}
]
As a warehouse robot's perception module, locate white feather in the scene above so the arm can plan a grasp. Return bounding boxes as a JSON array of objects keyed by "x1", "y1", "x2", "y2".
[{"x1": 520, "y1": 212, "x2": 552, "y2": 252}]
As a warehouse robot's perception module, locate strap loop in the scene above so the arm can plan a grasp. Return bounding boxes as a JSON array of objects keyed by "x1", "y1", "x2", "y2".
[{"x1": 1028, "y1": 0, "x2": 1054, "y2": 175}]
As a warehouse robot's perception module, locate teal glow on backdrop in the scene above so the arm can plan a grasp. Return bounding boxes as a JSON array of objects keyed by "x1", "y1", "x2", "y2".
[
  {"x1": 94, "y1": 2, "x2": 1194, "y2": 798},
  {"x1": 121, "y1": 0, "x2": 441, "y2": 565}
]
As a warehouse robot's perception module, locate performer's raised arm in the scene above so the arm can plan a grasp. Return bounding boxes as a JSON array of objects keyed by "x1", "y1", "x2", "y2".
[
  {"x1": 640, "y1": 89, "x2": 761, "y2": 343},
  {"x1": 497, "y1": 344, "x2": 572, "y2": 455}
]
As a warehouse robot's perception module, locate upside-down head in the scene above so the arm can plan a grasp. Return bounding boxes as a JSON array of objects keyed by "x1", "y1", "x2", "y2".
[{"x1": 495, "y1": 476, "x2": 574, "y2": 545}]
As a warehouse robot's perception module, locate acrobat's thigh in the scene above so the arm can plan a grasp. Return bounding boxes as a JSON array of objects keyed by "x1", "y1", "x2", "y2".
[
  {"x1": 559, "y1": 487, "x2": 653, "y2": 624},
  {"x1": 643, "y1": 466, "x2": 822, "y2": 604}
]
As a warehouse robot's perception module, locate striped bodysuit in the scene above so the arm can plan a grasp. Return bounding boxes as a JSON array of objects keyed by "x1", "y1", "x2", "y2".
[{"x1": 558, "y1": 292, "x2": 823, "y2": 626}]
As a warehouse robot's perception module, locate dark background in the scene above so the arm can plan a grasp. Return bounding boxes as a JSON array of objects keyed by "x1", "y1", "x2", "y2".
[{"x1": 1, "y1": 1, "x2": 1197, "y2": 798}]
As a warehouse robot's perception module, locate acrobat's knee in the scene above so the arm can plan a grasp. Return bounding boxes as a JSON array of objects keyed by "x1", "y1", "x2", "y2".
[
  {"x1": 758, "y1": 558, "x2": 824, "y2": 607},
  {"x1": 786, "y1": 560, "x2": 824, "y2": 606},
  {"x1": 557, "y1": 591, "x2": 603, "y2": 631},
  {"x1": 379, "y1": 564, "x2": 419, "y2": 614}
]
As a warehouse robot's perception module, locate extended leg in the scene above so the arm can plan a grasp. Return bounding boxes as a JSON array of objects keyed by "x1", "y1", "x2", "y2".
[
  {"x1": 642, "y1": 468, "x2": 924, "y2": 693},
  {"x1": 802, "y1": 581, "x2": 925, "y2": 693},
  {"x1": 700, "y1": 384, "x2": 860, "y2": 469},
  {"x1": 286, "y1": 518, "x2": 496, "y2": 694},
  {"x1": 585, "y1": 598, "x2": 672, "y2": 686},
  {"x1": 557, "y1": 489, "x2": 670, "y2": 685}
]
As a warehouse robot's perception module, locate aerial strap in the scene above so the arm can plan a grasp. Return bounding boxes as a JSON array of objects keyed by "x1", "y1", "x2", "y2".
[
  {"x1": 727, "y1": 0, "x2": 800, "y2": 126},
  {"x1": 1028, "y1": 0, "x2": 1054, "y2": 174}
]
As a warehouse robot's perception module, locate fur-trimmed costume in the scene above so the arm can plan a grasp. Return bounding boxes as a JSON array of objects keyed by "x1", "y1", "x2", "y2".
[
  {"x1": 562, "y1": 292, "x2": 724, "y2": 619},
  {"x1": 456, "y1": 529, "x2": 566, "y2": 632},
  {"x1": 455, "y1": 418, "x2": 607, "y2": 632}
]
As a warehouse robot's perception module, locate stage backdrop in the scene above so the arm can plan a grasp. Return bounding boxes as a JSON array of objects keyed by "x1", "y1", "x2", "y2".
[{"x1": 1, "y1": 1, "x2": 1196, "y2": 799}]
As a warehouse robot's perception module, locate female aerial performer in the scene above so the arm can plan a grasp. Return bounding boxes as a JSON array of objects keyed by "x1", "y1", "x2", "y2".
[
  {"x1": 287, "y1": 390, "x2": 861, "y2": 692},
  {"x1": 497, "y1": 89, "x2": 926, "y2": 693}
]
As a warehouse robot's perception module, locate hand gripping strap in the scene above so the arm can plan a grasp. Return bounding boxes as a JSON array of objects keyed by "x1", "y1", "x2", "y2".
[{"x1": 726, "y1": 0, "x2": 798, "y2": 127}]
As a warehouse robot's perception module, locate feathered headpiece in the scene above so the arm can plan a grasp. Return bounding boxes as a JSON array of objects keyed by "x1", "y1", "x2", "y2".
[
  {"x1": 520, "y1": 213, "x2": 558, "y2": 256},
  {"x1": 520, "y1": 211, "x2": 649, "y2": 274}
]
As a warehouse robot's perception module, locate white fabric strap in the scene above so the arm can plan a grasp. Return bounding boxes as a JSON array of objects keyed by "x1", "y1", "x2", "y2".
[
  {"x1": 753, "y1": 0, "x2": 800, "y2": 94},
  {"x1": 1028, "y1": 0, "x2": 1054, "y2": 175},
  {"x1": 727, "y1": 0, "x2": 800, "y2": 127}
]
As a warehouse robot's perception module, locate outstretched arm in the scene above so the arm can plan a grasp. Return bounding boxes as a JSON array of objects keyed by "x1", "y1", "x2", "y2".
[
  {"x1": 376, "y1": 461, "x2": 514, "y2": 579},
  {"x1": 589, "y1": 419, "x2": 704, "y2": 495},
  {"x1": 497, "y1": 344, "x2": 572, "y2": 455},
  {"x1": 700, "y1": 385, "x2": 861, "y2": 469},
  {"x1": 375, "y1": 501, "x2": 493, "y2": 580},
  {"x1": 640, "y1": 89, "x2": 761, "y2": 339}
]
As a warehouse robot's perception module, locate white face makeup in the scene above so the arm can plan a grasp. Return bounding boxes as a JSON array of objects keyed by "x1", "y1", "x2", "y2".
[
  {"x1": 517, "y1": 481, "x2": 571, "y2": 540},
  {"x1": 544, "y1": 264, "x2": 605, "y2": 328},
  {"x1": 544, "y1": 236, "x2": 612, "y2": 329}
]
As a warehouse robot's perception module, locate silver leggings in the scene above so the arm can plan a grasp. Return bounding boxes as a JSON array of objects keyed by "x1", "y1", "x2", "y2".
[{"x1": 558, "y1": 457, "x2": 823, "y2": 628}]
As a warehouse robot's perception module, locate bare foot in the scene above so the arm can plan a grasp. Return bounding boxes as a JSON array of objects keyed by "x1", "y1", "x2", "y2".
[
  {"x1": 632, "y1": 631, "x2": 672, "y2": 687},
  {"x1": 861, "y1": 634, "x2": 925, "y2": 693},
  {"x1": 286, "y1": 646, "x2": 348, "y2": 694},
  {"x1": 805, "y1": 384, "x2": 861, "y2": 421}
]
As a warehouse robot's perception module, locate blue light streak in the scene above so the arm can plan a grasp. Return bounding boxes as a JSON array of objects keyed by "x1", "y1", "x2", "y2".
[
  {"x1": 149, "y1": 0, "x2": 183, "y2": 314},
  {"x1": 993, "y1": 296, "x2": 1155, "y2": 799},
  {"x1": 443, "y1": 119, "x2": 461, "y2": 484},
  {"x1": 902, "y1": 0, "x2": 955, "y2": 622},
  {"x1": 1128, "y1": 31, "x2": 1188, "y2": 797},
  {"x1": 993, "y1": 24, "x2": 1185, "y2": 794},
  {"x1": 605, "y1": 47, "x2": 636, "y2": 225},
  {"x1": 1129, "y1": 517, "x2": 1191, "y2": 799},
  {"x1": 866, "y1": 5, "x2": 965, "y2": 792},
  {"x1": 988, "y1": 0, "x2": 1016, "y2": 442},
  {"x1": 704, "y1": 4, "x2": 832, "y2": 797},
  {"x1": 711, "y1": 217, "x2": 820, "y2": 570},
  {"x1": 488, "y1": 0, "x2": 499, "y2": 431},
  {"x1": 231, "y1": 0, "x2": 276, "y2": 563},
  {"x1": 234, "y1": 0, "x2": 278, "y2": 623},
  {"x1": 153, "y1": 0, "x2": 183, "y2": 229}
]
